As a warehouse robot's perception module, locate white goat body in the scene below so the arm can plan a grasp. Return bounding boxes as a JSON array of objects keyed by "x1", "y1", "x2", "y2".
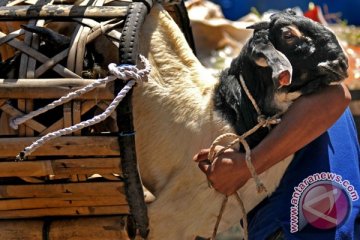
[{"x1": 127, "y1": 4, "x2": 293, "y2": 239}]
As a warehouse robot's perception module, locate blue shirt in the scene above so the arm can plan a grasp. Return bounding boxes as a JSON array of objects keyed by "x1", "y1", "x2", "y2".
[{"x1": 248, "y1": 108, "x2": 360, "y2": 240}]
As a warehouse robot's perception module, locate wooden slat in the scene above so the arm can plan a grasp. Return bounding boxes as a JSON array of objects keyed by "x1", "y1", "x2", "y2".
[
  {"x1": 0, "y1": 205, "x2": 129, "y2": 218},
  {"x1": 39, "y1": 118, "x2": 63, "y2": 135},
  {"x1": 63, "y1": 102, "x2": 72, "y2": 129},
  {"x1": 0, "y1": 136, "x2": 120, "y2": 157},
  {"x1": 0, "y1": 182, "x2": 125, "y2": 199},
  {"x1": 0, "y1": 220, "x2": 43, "y2": 240},
  {"x1": 0, "y1": 30, "x2": 80, "y2": 78},
  {"x1": 0, "y1": 5, "x2": 128, "y2": 20},
  {"x1": 0, "y1": 103, "x2": 47, "y2": 133},
  {"x1": 19, "y1": 177, "x2": 44, "y2": 183},
  {"x1": 0, "y1": 158, "x2": 121, "y2": 177},
  {"x1": 25, "y1": 100, "x2": 34, "y2": 136},
  {"x1": 0, "y1": 196, "x2": 127, "y2": 211},
  {"x1": 81, "y1": 100, "x2": 97, "y2": 115},
  {"x1": 0, "y1": 79, "x2": 114, "y2": 100},
  {"x1": 34, "y1": 49, "x2": 68, "y2": 77},
  {"x1": 0, "y1": 99, "x2": 6, "y2": 106},
  {"x1": 17, "y1": 100, "x2": 26, "y2": 136},
  {"x1": 0, "y1": 216, "x2": 130, "y2": 240},
  {"x1": 73, "y1": 101, "x2": 81, "y2": 135},
  {"x1": 97, "y1": 101, "x2": 116, "y2": 120}
]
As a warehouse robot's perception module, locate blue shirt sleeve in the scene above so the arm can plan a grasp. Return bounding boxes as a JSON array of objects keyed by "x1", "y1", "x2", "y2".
[{"x1": 247, "y1": 108, "x2": 360, "y2": 240}]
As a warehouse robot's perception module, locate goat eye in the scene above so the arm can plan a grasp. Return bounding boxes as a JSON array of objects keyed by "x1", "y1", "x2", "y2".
[{"x1": 282, "y1": 30, "x2": 294, "y2": 40}]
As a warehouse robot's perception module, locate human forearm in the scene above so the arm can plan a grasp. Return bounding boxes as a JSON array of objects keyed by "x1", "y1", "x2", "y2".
[
  {"x1": 252, "y1": 83, "x2": 351, "y2": 174},
  {"x1": 194, "y1": 83, "x2": 351, "y2": 195}
]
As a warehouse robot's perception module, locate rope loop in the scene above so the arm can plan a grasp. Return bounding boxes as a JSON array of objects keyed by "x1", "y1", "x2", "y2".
[
  {"x1": 207, "y1": 74, "x2": 286, "y2": 240},
  {"x1": 13, "y1": 55, "x2": 151, "y2": 161},
  {"x1": 257, "y1": 114, "x2": 281, "y2": 128},
  {"x1": 108, "y1": 55, "x2": 151, "y2": 84},
  {"x1": 9, "y1": 55, "x2": 151, "y2": 131}
]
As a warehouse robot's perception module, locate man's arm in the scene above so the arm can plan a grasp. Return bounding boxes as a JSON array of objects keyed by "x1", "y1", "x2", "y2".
[{"x1": 193, "y1": 83, "x2": 351, "y2": 195}]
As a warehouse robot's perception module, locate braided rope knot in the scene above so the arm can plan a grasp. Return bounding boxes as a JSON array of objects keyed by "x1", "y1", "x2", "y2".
[
  {"x1": 207, "y1": 73, "x2": 285, "y2": 240},
  {"x1": 108, "y1": 55, "x2": 151, "y2": 84},
  {"x1": 13, "y1": 55, "x2": 151, "y2": 161},
  {"x1": 257, "y1": 114, "x2": 281, "y2": 128},
  {"x1": 10, "y1": 55, "x2": 151, "y2": 131}
]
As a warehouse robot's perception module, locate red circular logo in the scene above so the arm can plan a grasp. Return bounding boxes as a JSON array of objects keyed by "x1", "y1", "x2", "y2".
[{"x1": 301, "y1": 182, "x2": 349, "y2": 229}]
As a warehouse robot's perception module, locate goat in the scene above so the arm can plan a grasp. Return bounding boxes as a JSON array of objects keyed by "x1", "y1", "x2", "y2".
[
  {"x1": 131, "y1": 6, "x2": 348, "y2": 239},
  {"x1": 214, "y1": 9, "x2": 348, "y2": 149},
  {"x1": 2, "y1": 4, "x2": 347, "y2": 239}
]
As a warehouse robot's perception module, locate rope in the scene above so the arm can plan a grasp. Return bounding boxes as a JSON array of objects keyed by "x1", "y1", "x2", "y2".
[
  {"x1": 208, "y1": 74, "x2": 283, "y2": 240},
  {"x1": 14, "y1": 55, "x2": 151, "y2": 161},
  {"x1": 10, "y1": 55, "x2": 150, "y2": 130}
]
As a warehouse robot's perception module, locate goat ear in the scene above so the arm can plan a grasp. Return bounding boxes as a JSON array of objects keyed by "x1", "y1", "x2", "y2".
[
  {"x1": 285, "y1": 8, "x2": 297, "y2": 16},
  {"x1": 251, "y1": 41, "x2": 293, "y2": 88},
  {"x1": 246, "y1": 21, "x2": 270, "y2": 31}
]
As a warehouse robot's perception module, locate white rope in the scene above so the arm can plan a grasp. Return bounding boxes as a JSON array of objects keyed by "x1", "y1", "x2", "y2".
[
  {"x1": 15, "y1": 55, "x2": 151, "y2": 161},
  {"x1": 10, "y1": 55, "x2": 150, "y2": 129},
  {"x1": 207, "y1": 74, "x2": 284, "y2": 240}
]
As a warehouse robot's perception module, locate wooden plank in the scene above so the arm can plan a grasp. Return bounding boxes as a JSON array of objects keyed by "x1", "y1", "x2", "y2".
[
  {"x1": 0, "y1": 182, "x2": 125, "y2": 199},
  {"x1": 19, "y1": 177, "x2": 44, "y2": 183},
  {"x1": 0, "y1": 103, "x2": 47, "y2": 133},
  {"x1": 0, "y1": 136, "x2": 120, "y2": 157},
  {"x1": 0, "y1": 205, "x2": 130, "y2": 218},
  {"x1": 25, "y1": 100, "x2": 34, "y2": 136},
  {"x1": 0, "y1": 196, "x2": 127, "y2": 210},
  {"x1": 81, "y1": 100, "x2": 97, "y2": 115},
  {"x1": 0, "y1": 158, "x2": 121, "y2": 177},
  {"x1": 17, "y1": 100, "x2": 26, "y2": 136},
  {"x1": 0, "y1": 217, "x2": 130, "y2": 240},
  {"x1": 0, "y1": 219, "x2": 43, "y2": 240},
  {"x1": 0, "y1": 30, "x2": 80, "y2": 78},
  {"x1": 39, "y1": 118, "x2": 63, "y2": 135},
  {"x1": 0, "y1": 79, "x2": 114, "y2": 100},
  {"x1": 0, "y1": 99, "x2": 6, "y2": 106},
  {"x1": 34, "y1": 49, "x2": 68, "y2": 77},
  {"x1": 73, "y1": 101, "x2": 81, "y2": 135},
  {"x1": 0, "y1": 5, "x2": 128, "y2": 20},
  {"x1": 63, "y1": 102, "x2": 72, "y2": 129},
  {"x1": 97, "y1": 101, "x2": 116, "y2": 120}
]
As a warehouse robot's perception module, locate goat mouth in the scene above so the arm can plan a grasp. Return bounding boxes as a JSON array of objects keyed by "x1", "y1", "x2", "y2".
[
  {"x1": 317, "y1": 61, "x2": 348, "y2": 80},
  {"x1": 329, "y1": 80, "x2": 344, "y2": 86},
  {"x1": 279, "y1": 70, "x2": 291, "y2": 87}
]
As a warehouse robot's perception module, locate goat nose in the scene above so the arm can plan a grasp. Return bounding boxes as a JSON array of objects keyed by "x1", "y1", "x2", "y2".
[
  {"x1": 336, "y1": 58, "x2": 349, "y2": 78},
  {"x1": 339, "y1": 58, "x2": 348, "y2": 71}
]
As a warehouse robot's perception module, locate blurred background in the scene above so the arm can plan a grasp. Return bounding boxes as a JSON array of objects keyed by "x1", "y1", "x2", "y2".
[{"x1": 212, "y1": 0, "x2": 360, "y2": 25}]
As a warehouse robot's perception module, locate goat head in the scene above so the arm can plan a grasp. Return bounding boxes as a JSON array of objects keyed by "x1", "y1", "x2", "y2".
[{"x1": 255, "y1": 9, "x2": 348, "y2": 95}]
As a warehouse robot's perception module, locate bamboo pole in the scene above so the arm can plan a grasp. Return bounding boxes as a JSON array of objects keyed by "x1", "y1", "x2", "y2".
[
  {"x1": 0, "y1": 5, "x2": 128, "y2": 20},
  {"x1": 0, "y1": 78, "x2": 114, "y2": 99}
]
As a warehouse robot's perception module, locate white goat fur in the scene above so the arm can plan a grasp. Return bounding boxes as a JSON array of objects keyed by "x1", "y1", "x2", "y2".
[
  {"x1": 11, "y1": 3, "x2": 293, "y2": 239},
  {"x1": 113, "y1": 4, "x2": 294, "y2": 239}
]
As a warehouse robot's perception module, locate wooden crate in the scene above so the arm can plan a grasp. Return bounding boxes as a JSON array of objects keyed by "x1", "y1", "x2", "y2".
[
  {"x1": 0, "y1": 0, "x2": 131, "y2": 222},
  {"x1": 0, "y1": 0, "x2": 194, "y2": 238}
]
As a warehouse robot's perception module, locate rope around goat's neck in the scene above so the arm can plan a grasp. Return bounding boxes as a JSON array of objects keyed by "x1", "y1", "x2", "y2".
[
  {"x1": 208, "y1": 74, "x2": 283, "y2": 240},
  {"x1": 14, "y1": 55, "x2": 151, "y2": 161}
]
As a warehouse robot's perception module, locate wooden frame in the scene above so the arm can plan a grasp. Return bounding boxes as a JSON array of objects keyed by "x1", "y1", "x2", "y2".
[{"x1": 0, "y1": 0, "x2": 131, "y2": 221}]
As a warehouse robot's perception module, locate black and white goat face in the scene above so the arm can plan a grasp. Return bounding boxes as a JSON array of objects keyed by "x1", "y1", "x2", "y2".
[
  {"x1": 215, "y1": 9, "x2": 349, "y2": 148},
  {"x1": 266, "y1": 9, "x2": 348, "y2": 94}
]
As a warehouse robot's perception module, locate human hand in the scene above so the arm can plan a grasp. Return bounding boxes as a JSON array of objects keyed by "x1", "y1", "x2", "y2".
[{"x1": 193, "y1": 146, "x2": 251, "y2": 196}]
